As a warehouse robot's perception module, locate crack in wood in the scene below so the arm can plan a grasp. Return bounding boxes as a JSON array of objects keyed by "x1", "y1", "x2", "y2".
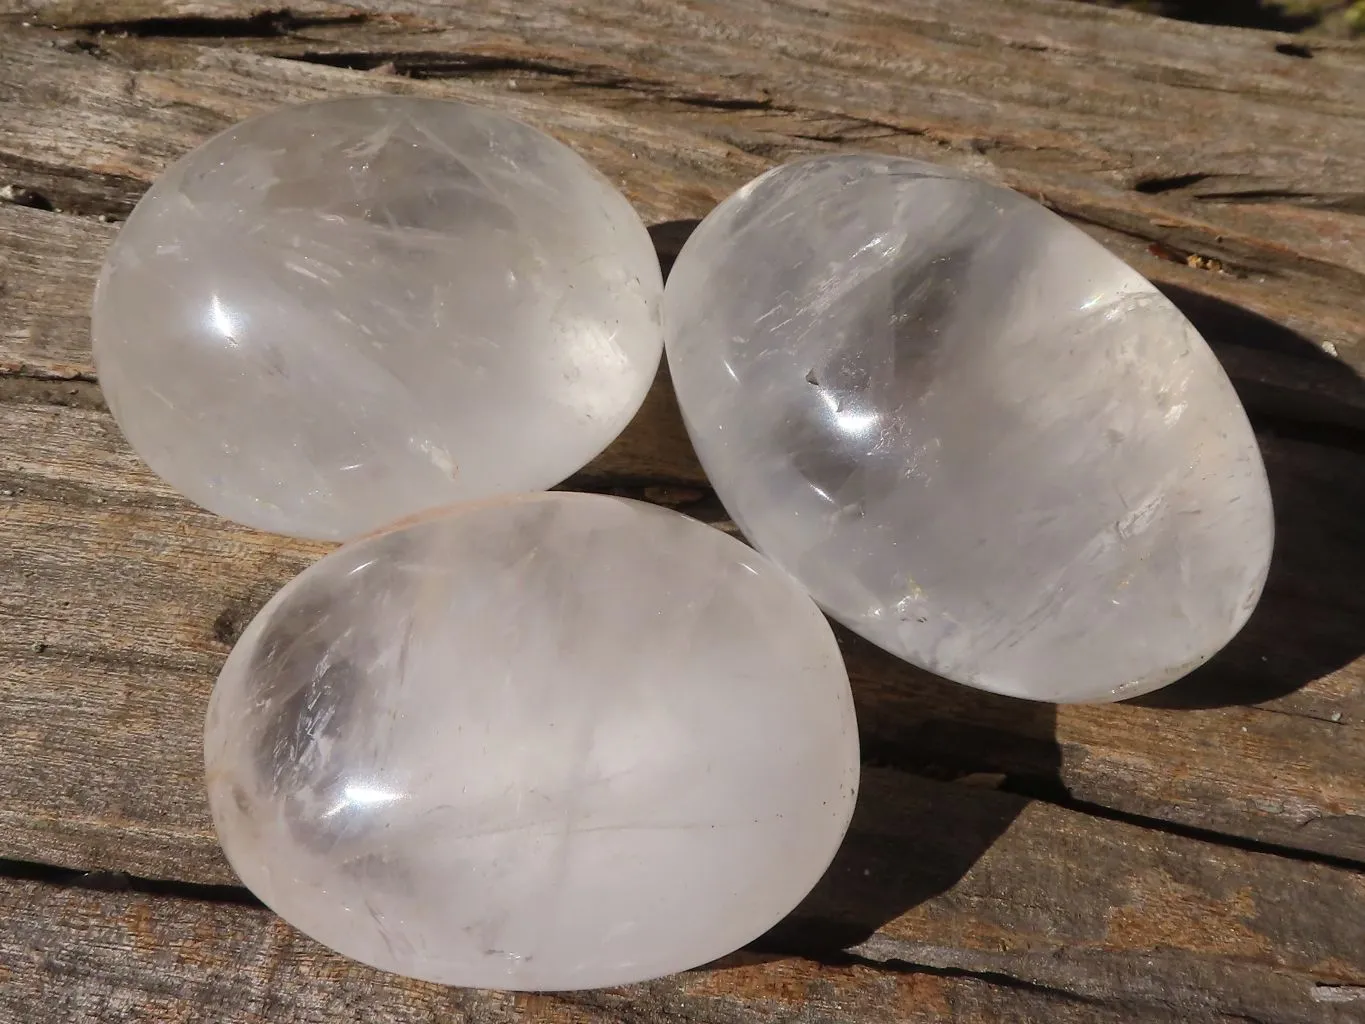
[
  {"x1": 0, "y1": 376, "x2": 105, "y2": 412},
  {"x1": 1196, "y1": 189, "x2": 1365, "y2": 215},
  {"x1": 0, "y1": 855, "x2": 262, "y2": 906},
  {"x1": 1042, "y1": 200, "x2": 1365, "y2": 295},
  {"x1": 64, "y1": 11, "x2": 371, "y2": 40},
  {"x1": 0, "y1": 367, "x2": 98, "y2": 384},
  {"x1": 802, "y1": 946, "x2": 1107, "y2": 1007},
  {"x1": 0, "y1": 845, "x2": 1348, "y2": 1022},
  {"x1": 0, "y1": 184, "x2": 55, "y2": 211},
  {"x1": 999, "y1": 777, "x2": 1365, "y2": 874},
  {"x1": 748, "y1": 931, "x2": 1349, "y2": 1024},
  {"x1": 1133, "y1": 172, "x2": 1212, "y2": 195},
  {"x1": 290, "y1": 48, "x2": 779, "y2": 111},
  {"x1": 1274, "y1": 42, "x2": 1315, "y2": 60}
]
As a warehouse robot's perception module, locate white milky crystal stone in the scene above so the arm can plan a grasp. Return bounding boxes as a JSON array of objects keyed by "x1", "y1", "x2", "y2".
[
  {"x1": 92, "y1": 97, "x2": 663, "y2": 541},
  {"x1": 664, "y1": 155, "x2": 1274, "y2": 704},
  {"x1": 204, "y1": 492, "x2": 859, "y2": 990}
]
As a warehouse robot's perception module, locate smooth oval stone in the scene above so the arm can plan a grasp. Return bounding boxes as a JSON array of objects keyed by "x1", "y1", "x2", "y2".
[
  {"x1": 664, "y1": 155, "x2": 1273, "y2": 704},
  {"x1": 93, "y1": 97, "x2": 663, "y2": 541},
  {"x1": 204, "y1": 492, "x2": 859, "y2": 990}
]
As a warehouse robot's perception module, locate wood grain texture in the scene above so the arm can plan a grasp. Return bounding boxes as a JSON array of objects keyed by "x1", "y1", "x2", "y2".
[
  {"x1": 4, "y1": 2, "x2": 1365, "y2": 430},
  {"x1": 0, "y1": 363, "x2": 1361, "y2": 875},
  {"x1": 0, "y1": 1, "x2": 1363, "y2": 1020},
  {"x1": 2, "y1": 770, "x2": 1363, "y2": 1023},
  {"x1": 0, "y1": 878, "x2": 1241, "y2": 1024},
  {"x1": 1, "y1": 18, "x2": 1361, "y2": 863},
  {"x1": 13, "y1": 3, "x2": 1365, "y2": 300}
]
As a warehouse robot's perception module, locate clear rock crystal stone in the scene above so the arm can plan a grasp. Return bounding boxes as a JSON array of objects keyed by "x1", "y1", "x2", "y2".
[
  {"x1": 93, "y1": 97, "x2": 663, "y2": 541},
  {"x1": 204, "y1": 492, "x2": 859, "y2": 990},
  {"x1": 664, "y1": 155, "x2": 1273, "y2": 704}
]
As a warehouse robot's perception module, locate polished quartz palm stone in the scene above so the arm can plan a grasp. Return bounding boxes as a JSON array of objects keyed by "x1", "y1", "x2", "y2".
[
  {"x1": 664, "y1": 155, "x2": 1273, "y2": 704},
  {"x1": 204, "y1": 492, "x2": 859, "y2": 990},
  {"x1": 93, "y1": 97, "x2": 663, "y2": 541}
]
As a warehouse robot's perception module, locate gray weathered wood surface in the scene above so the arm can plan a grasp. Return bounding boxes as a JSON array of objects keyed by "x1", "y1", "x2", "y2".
[
  {"x1": 1, "y1": 1, "x2": 1363, "y2": 1021},
  {"x1": 4, "y1": 772, "x2": 1365, "y2": 1022}
]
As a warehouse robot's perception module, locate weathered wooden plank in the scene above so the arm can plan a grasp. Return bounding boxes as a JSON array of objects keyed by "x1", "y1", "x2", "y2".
[
  {"x1": 0, "y1": 3, "x2": 1362, "y2": 868},
  {"x1": 0, "y1": 30, "x2": 758, "y2": 224},
  {"x1": 3, "y1": 177, "x2": 1362, "y2": 863},
  {"x1": 1, "y1": 333, "x2": 1363, "y2": 872},
  {"x1": 0, "y1": 879, "x2": 1190, "y2": 1024},
  {"x1": 0, "y1": 14, "x2": 1363, "y2": 429},
  {"x1": 0, "y1": 3, "x2": 1362, "y2": 1017},
  {"x1": 19, "y1": 0, "x2": 1365, "y2": 279},
  {"x1": 0, "y1": 203, "x2": 111, "y2": 379},
  {"x1": 0, "y1": 385, "x2": 1360, "y2": 999},
  {"x1": 2, "y1": 769, "x2": 1363, "y2": 1023}
]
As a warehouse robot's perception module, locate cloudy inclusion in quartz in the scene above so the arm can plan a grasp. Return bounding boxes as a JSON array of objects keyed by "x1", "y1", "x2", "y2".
[
  {"x1": 93, "y1": 97, "x2": 663, "y2": 540},
  {"x1": 204, "y1": 493, "x2": 859, "y2": 990},
  {"x1": 664, "y1": 155, "x2": 1274, "y2": 703}
]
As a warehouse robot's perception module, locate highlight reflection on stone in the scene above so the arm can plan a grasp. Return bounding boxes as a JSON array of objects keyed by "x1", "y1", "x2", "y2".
[
  {"x1": 93, "y1": 97, "x2": 663, "y2": 541},
  {"x1": 204, "y1": 492, "x2": 859, "y2": 990},
  {"x1": 664, "y1": 154, "x2": 1273, "y2": 703}
]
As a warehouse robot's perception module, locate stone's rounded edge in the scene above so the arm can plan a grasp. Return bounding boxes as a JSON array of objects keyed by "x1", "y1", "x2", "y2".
[
  {"x1": 994, "y1": 178, "x2": 1279, "y2": 672},
  {"x1": 970, "y1": 650, "x2": 1211, "y2": 706},
  {"x1": 664, "y1": 152, "x2": 1277, "y2": 706},
  {"x1": 978, "y1": 182, "x2": 1276, "y2": 704},
  {"x1": 559, "y1": 495, "x2": 864, "y2": 931},
  {"x1": 92, "y1": 95, "x2": 666, "y2": 543},
  {"x1": 722, "y1": 151, "x2": 967, "y2": 204},
  {"x1": 520, "y1": 313, "x2": 666, "y2": 498},
  {"x1": 1058, "y1": 291, "x2": 1275, "y2": 707},
  {"x1": 666, "y1": 152, "x2": 963, "y2": 319},
  {"x1": 203, "y1": 490, "x2": 862, "y2": 989},
  {"x1": 202, "y1": 548, "x2": 309, "y2": 903}
]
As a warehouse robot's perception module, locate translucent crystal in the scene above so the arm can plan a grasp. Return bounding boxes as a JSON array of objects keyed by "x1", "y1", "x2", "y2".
[
  {"x1": 204, "y1": 492, "x2": 859, "y2": 990},
  {"x1": 664, "y1": 155, "x2": 1273, "y2": 703},
  {"x1": 93, "y1": 97, "x2": 663, "y2": 540}
]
